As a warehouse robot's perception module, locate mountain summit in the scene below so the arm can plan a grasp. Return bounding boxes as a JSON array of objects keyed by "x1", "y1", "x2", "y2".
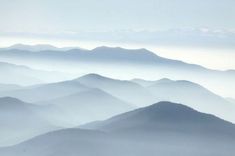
[{"x1": 86, "y1": 101, "x2": 235, "y2": 136}]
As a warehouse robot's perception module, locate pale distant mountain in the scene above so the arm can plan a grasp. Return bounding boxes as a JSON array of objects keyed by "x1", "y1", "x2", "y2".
[
  {"x1": 75, "y1": 73, "x2": 156, "y2": 106},
  {"x1": 0, "y1": 62, "x2": 72, "y2": 85},
  {"x1": 76, "y1": 74, "x2": 235, "y2": 123},
  {"x1": 132, "y1": 78, "x2": 172, "y2": 87},
  {"x1": 0, "y1": 74, "x2": 135, "y2": 126},
  {"x1": 140, "y1": 78, "x2": 235, "y2": 123},
  {"x1": 89, "y1": 46, "x2": 164, "y2": 64},
  {"x1": 4, "y1": 44, "x2": 82, "y2": 52},
  {"x1": 1, "y1": 73, "x2": 234, "y2": 123},
  {"x1": 1, "y1": 102, "x2": 235, "y2": 156},
  {"x1": 0, "y1": 61, "x2": 43, "y2": 85},
  {"x1": 0, "y1": 97, "x2": 55, "y2": 146},
  {"x1": 0, "y1": 46, "x2": 234, "y2": 97},
  {"x1": 42, "y1": 88, "x2": 134, "y2": 126},
  {"x1": 0, "y1": 79, "x2": 90, "y2": 103},
  {"x1": 0, "y1": 45, "x2": 197, "y2": 66}
]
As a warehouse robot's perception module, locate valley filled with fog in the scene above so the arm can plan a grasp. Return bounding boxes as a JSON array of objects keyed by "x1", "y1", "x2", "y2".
[
  {"x1": 1, "y1": 0, "x2": 235, "y2": 155},
  {"x1": 0, "y1": 44, "x2": 235, "y2": 156}
]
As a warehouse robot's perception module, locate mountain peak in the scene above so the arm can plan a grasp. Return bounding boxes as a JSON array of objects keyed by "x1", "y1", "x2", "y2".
[
  {"x1": 92, "y1": 46, "x2": 123, "y2": 51},
  {"x1": 0, "y1": 97, "x2": 27, "y2": 108},
  {"x1": 102, "y1": 101, "x2": 200, "y2": 122},
  {"x1": 0, "y1": 96, "x2": 23, "y2": 103},
  {"x1": 8, "y1": 44, "x2": 58, "y2": 51},
  {"x1": 89, "y1": 101, "x2": 233, "y2": 132},
  {"x1": 151, "y1": 78, "x2": 203, "y2": 89},
  {"x1": 77, "y1": 73, "x2": 110, "y2": 81},
  {"x1": 155, "y1": 78, "x2": 173, "y2": 84},
  {"x1": 92, "y1": 46, "x2": 149, "y2": 51},
  {"x1": 132, "y1": 101, "x2": 199, "y2": 119},
  {"x1": 91, "y1": 46, "x2": 159, "y2": 58},
  {"x1": 5, "y1": 43, "x2": 82, "y2": 52},
  {"x1": 145, "y1": 101, "x2": 197, "y2": 114}
]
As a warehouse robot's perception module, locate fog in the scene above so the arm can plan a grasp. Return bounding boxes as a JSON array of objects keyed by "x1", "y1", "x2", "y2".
[
  {"x1": 0, "y1": 47, "x2": 235, "y2": 98},
  {"x1": 1, "y1": 102, "x2": 235, "y2": 156}
]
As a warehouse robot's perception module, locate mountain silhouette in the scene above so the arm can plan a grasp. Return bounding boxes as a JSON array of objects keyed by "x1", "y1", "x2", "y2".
[{"x1": 1, "y1": 102, "x2": 235, "y2": 156}]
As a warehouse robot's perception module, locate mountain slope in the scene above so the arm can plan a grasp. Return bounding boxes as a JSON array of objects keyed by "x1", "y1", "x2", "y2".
[
  {"x1": 88, "y1": 102, "x2": 235, "y2": 135},
  {"x1": 0, "y1": 46, "x2": 234, "y2": 98},
  {"x1": 0, "y1": 62, "x2": 43, "y2": 85},
  {"x1": 42, "y1": 88, "x2": 135, "y2": 126},
  {"x1": 76, "y1": 74, "x2": 235, "y2": 123},
  {"x1": 2, "y1": 73, "x2": 234, "y2": 123},
  {"x1": 0, "y1": 62, "x2": 71, "y2": 85},
  {"x1": 1, "y1": 102, "x2": 235, "y2": 156},
  {"x1": 0, "y1": 46, "x2": 180, "y2": 65},
  {"x1": 0, "y1": 97, "x2": 55, "y2": 146},
  {"x1": 4, "y1": 44, "x2": 80, "y2": 52},
  {"x1": 132, "y1": 78, "x2": 172, "y2": 87},
  {"x1": 75, "y1": 73, "x2": 156, "y2": 106},
  {"x1": 0, "y1": 80, "x2": 90, "y2": 103},
  {"x1": 143, "y1": 79, "x2": 235, "y2": 123}
]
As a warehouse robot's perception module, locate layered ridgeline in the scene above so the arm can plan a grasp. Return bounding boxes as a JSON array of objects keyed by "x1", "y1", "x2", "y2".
[
  {"x1": 39, "y1": 88, "x2": 134, "y2": 126},
  {"x1": 1, "y1": 102, "x2": 235, "y2": 156},
  {"x1": 0, "y1": 62, "x2": 73, "y2": 85},
  {"x1": 75, "y1": 74, "x2": 155, "y2": 106},
  {"x1": 3, "y1": 44, "x2": 81, "y2": 52},
  {"x1": 0, "y1": 73, "x2": 234, "y2": 123},
  {"x1": 0, "y1": 97, "x2": 56, "y2": 146},
  {"x1": 0, "y1": 95, "x2": 133, "y2": 146},
  {"x1": 132, "y1": 78, "x2": 235, "y2": 123},
  {"x1": 0, "y1": 45, "x2": 234, "y2": 98},
  {"x1": 84, "y1": 102, "x2": 235, "y2": 134},
  {"x1": 0, "y1": 79, "x2": 91, "y2": 102}
]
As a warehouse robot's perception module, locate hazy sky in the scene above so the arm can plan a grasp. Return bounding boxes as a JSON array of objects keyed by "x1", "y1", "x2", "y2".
[{"x1": 0, "y1": 0, "x2": 234, "y2": 69}]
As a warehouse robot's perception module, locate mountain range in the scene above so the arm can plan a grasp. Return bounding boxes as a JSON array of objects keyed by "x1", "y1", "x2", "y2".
[
  {"x1": 134, "y1": 78, "x2": 235, "y2": 122},
  {"x1": 0, "y1": 93, "x2": 133, "y2": 146},
  {"x1": 40, "y1": 88, "x2": 134, "y2": 126},
  {"x1": 1, "y1": 73, "x2": 234, "y2": 123},
  {"x1": 1, "y1": 102, "x2": 234, "y2": 156},
  {"x1": 0, "y1": 61, "x2": 73, "y2": 85},
  {"x1": 0, "y1": 44, "x2": 234, "y2": 155},
  {"x1": 0, "y1": 45, "x2": 234, "y2": 98},
  {"x1": 2, "y1": 44, "x2": 82, "y2": 52},
  {"x1": 0, "y1": 97, "x2": 56, "y2": 146},
  {"x1": 75, "y1": 74, "x2": 155, "y2": 106}
]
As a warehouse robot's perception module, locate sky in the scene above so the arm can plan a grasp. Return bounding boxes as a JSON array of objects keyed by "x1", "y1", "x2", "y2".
[{"x1": 0, "y1": 0, "x2": 235, "y2": 70}]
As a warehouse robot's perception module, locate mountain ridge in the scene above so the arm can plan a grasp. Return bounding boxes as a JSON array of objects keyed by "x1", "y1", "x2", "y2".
[
  {"x1": 83, "y1": 101, "x2": 235, "y2": 136},
  {"x1": 3, "y1": 44, "x2": 83, "y2": 52},
  {"x1": 1, "y1": 101, "x2": 235, "y2": 156}
]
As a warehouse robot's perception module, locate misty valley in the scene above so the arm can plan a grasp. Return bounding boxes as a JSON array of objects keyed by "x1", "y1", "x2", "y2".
[{"x1": 0, "y1": 45, "x2": 234, "y2": 156}]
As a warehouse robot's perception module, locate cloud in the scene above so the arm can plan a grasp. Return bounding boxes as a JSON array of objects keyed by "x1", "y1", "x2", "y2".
[{"x1": 1, "y1": 28, "x2": 235, "y2": 49}]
